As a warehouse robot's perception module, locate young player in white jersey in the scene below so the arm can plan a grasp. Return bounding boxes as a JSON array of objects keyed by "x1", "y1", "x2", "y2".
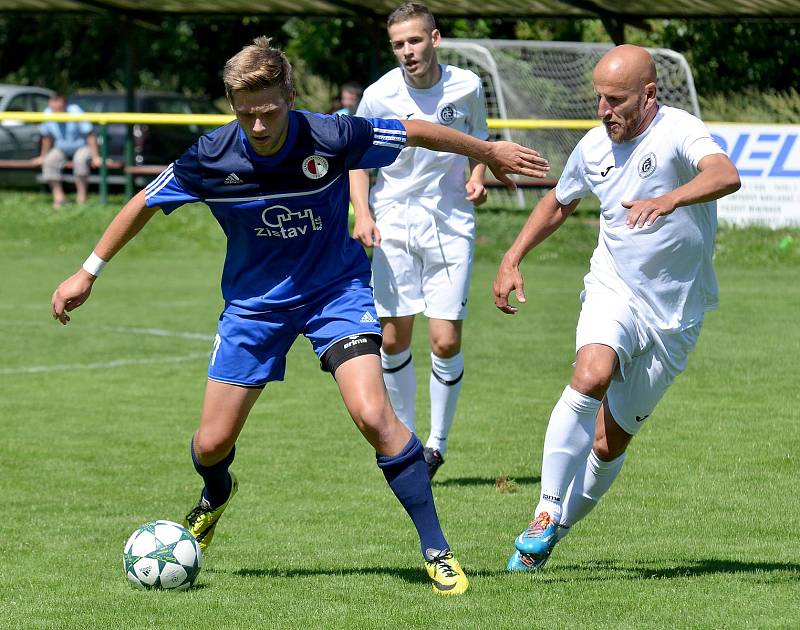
[
  {"x1": 350, "y1": 3, "x2": 491, "y2": 478},
  {"x1": 493, "y1": 45, "x2": 741, "y2": 572}
]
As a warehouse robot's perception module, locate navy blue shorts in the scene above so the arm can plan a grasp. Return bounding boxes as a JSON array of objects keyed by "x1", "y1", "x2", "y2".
[{"x1": 208, "y1": 286, "x2": 381, "y2": 387}]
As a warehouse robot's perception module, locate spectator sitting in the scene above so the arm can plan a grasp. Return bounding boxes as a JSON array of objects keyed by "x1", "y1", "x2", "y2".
[{"x1": 33, "y1": 93, "x2": 101, "y2": 208}]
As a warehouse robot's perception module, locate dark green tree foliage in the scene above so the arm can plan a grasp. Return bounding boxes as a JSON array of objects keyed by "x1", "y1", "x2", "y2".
[
  {"x1": 0, "y1": 13, "x2": 798, "y2": 100},
  {"x1": 658, "y1": 20, "x2": 800, "y2": 94}
]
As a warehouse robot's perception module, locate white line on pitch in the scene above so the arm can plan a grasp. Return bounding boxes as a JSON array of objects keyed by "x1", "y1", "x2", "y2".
[
  {"x1": 0, "y1": 321, "x2": 212, "y2": 342},
  {"x1": 95, "y1": 325, "x2": 212, "y2": 341},
  {"x1": 0, "y1": 352, "x2": 210, "y2": 375}
]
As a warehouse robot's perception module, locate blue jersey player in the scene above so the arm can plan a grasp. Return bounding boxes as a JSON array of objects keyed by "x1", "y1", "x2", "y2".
[{"x1": 50, "y1": 37, "x2": 549, "y2": 596}]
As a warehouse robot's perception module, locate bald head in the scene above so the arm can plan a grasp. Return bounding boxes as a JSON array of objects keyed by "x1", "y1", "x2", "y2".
[
  {"x1": 593, "y1": 45, "x2": 657, "y2": 89},
  {"x1": 593, "y1": 45, "x2": 659, "y2": 143}
]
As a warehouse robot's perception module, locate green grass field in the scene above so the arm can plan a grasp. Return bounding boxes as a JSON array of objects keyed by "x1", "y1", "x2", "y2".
[{"x1": 1, "y1": 194, "x2": 798, "y2": 628}]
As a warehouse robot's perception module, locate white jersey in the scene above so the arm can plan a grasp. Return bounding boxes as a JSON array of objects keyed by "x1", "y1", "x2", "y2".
[
  {"x1": 556, "y1": 106, "x2": 726, "y2": 332},
  {"x1": 356, "y1": 64, "x2": 489, "y2": 236}
]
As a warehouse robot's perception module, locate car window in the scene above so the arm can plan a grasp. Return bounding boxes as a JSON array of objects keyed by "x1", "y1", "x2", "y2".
[
  {"x1": 32, "y1": 94, "x2": 50, "y2": 111},
  {"x1": 6, "y1": 94, "x2": 29, "y2": 112},
  {"x1": 72, "y1": 95, "x2": 127, "y2": 113}
]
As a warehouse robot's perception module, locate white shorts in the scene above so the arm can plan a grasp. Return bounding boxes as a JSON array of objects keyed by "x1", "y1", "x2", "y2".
[
  {"x1": 371, "y1": 205, "x2": 474, "y2": 321},
  {"x1": 575, "y1": 282, "x2": 703, "y2": 435}
]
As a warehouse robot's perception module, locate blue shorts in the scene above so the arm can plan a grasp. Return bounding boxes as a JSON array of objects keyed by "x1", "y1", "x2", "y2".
[{"x1": 208, "y1": 286, "x2": 382, "y2": 387}]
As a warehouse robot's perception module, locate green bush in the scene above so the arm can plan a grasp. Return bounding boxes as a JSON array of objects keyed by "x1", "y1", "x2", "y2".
[{"x1": 700, "y1": 88, "x2": 800, "y2": 123}]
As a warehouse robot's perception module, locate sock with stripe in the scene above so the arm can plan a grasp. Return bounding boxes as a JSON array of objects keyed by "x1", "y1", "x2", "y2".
[
  {"x1": 427, "y1": 352, "x2": 464, "y2": 454},
  {"x1": 381, "y1": 347, "x2": 416, "y2": 432}
]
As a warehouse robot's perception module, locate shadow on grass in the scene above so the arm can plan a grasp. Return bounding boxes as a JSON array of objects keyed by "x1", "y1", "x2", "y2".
[
  {"x1": 433, "y1": 475, "x2": 540, "y2": 488},
  {"x1": 231, "y1": 566, "x2": 429, "y2": 585},
  {"x1": 539, "y1": 558, "x2": 800, "y2": 582},
  {"x1": 223, "y1": 558, "x2": 798, "y2": 587}
]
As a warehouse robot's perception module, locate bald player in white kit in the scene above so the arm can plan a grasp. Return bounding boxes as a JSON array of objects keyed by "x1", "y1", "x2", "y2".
[{"x1": 493, "y1": 45, "x2": 741, "y2": 572}]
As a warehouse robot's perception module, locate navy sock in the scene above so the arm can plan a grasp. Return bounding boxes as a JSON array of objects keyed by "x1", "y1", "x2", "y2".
[
  {"x1": 191, "y1": 439, "x2": 235, "y2": 508},
  {"x1": 377, "y1": 434, "x2": 449, "y2": 559}
]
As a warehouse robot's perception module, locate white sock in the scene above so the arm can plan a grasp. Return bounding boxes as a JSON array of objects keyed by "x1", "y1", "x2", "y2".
[
  {"x1": 381, "y1": 348, "x2": 416, "y2": 432},
  {"x1": 556, "y1": 450, "x2": 626, "y2": 540},
  {"x1": 535, "y1": 385, "x2": 601, "y2": 523},
  {"x1": 427, "y1": 352, "x2": 464, "y2": 454}
]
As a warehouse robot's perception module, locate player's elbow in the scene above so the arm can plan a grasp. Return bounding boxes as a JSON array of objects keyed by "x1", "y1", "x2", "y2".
[{"x1": 726, "y1": 170, "x2": 742, "y2": 195}]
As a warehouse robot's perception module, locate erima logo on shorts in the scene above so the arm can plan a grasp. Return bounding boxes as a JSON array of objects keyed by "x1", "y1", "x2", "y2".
[
  {"x1": 302, "y1": 155, "x2": 329, "y2": 179},
  {"x1": 437, "y1": 103, "x2": 457, "y2": 125},
  {"x1": 638, "y1": 152, "x2": 657, "y2": 178},
  {"x1": 343, "y1": 336, "x2": 368, "y2": 350},
  {"x1": 255, "y1": 205, "x2": 322, "y2": 239}
]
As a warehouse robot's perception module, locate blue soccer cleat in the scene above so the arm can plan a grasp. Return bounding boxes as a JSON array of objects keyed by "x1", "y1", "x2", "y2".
[
  {"x1": 514, "y1": 511, "x2": 559, "y2": 556},
  {"x1": 507, "y1": 549, "x2": 552, "y2": 572}
]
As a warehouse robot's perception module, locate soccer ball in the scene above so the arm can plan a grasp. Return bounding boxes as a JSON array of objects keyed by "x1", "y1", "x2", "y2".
[{"x1": 123, "y1": 520, "x2": 202, "y2": 590}]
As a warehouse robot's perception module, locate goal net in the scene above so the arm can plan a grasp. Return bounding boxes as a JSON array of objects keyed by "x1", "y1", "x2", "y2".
[{"x1": 438, "y1": 39, "x2": 700, "y2": 207}]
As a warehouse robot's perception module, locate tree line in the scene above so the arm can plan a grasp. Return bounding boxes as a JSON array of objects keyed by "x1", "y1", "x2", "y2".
[{"x1": 1, "y1": 13, "x2": 798, "y2": 110}]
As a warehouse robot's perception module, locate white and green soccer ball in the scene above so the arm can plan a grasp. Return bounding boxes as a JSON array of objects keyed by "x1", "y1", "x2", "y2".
[{"x1": 123, "y1": 520, "x2": 202, "y2": 590}]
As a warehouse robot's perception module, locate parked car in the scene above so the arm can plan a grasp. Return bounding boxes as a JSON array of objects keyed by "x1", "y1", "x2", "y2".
[
  {"x1": 70, "y1": 91, "x2": 221, "y2": 166},
  {"x1": 0, "y1": 84, "x2": 55, "y2": 159},
  {"x1": 0, "y1": 85, "x2": 55, "y2": 187}
]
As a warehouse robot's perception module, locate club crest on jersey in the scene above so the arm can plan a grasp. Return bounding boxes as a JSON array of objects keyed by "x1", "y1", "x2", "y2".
[
  {"x1": 437, "y1": 103, "x2": 457, "y2": 125},
  {"x1": 302, "y1": 155, "x2": 329, "y2": 179},
  {"x1": 638, "y1": 152, "x2": 657, "y2": 179}
]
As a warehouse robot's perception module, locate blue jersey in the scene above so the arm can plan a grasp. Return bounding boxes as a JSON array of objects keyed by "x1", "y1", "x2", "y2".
[{"x1": 145, "y1": 111, "x2": 406, "y2": 313}]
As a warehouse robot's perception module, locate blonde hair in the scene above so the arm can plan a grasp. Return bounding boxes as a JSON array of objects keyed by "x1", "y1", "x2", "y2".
[{"x1": 223, "y1": 36, "x2": 295, "y2": 103}]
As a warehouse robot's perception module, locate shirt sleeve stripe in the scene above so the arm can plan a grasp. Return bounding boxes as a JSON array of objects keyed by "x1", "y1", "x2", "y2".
[
  {"x1": 373, "y1": 140, "x2": 406, "y2": 149},
  {"x1": 373, "y1": 127, "x2": 406, "y2": 136},
  {"x1": 145, "y1": 168, "x2": 177, "y2": 201},
  {"x1": 374, "y1": 133, "x2": 406, "y2": 142},
  {"x1": 145, "y1": 164, "x2": 174, "y2": 198}
]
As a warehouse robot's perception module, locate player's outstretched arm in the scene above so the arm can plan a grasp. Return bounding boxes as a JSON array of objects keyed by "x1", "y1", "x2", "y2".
[
  {"x1": 51, "y1": 189, "x2": 160, "y2": 325},
  {"x1": 622, "y1": 154, "x2": 741, "y2": 228},
  {"x1": 402, "y1": 120, "x2": 549, "y2": 189},
  {"x1": 349, "y1": 169, "x2": 381, "y2": 247},
  {"x1": 494, "y1": 190, "x2": 579, "y2": 314}
]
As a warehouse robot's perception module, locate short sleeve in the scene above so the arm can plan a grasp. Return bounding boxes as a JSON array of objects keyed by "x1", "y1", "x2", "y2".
[
  {"x1": 341, "y1": 116, "x2": 406, "y2": 170},
  {"x1": 469, "y1": 80, "x2": 490, "y2": 141},
  {"x1": 677, "y1": 113, "x2": 726, "y2": 169},
  {"x1": 555, "y1": 143, "x2": 591, "y2": 205},
  {"x1": 144, "y1": 144, "x2": 203, "y2": 214}
]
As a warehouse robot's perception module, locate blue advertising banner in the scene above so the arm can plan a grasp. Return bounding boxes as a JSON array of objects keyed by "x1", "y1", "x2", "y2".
[{"x1": 709, "y1": 123, "x2": 800, "y2": 227}]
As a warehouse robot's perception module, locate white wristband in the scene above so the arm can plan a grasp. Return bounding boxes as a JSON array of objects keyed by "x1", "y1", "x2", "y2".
[{"x1": 82, "y1": 251, "x2": 108, "y2": 277}]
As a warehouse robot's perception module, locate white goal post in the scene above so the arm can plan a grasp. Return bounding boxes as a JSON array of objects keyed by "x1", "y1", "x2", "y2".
[{"x1": 438, "y1": 39, "x2": 700, "y2": 206}]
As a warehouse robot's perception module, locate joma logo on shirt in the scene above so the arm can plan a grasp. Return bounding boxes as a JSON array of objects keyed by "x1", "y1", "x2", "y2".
[{"x1": 255, "y1": 205, "x2": 323, "y2": 238}]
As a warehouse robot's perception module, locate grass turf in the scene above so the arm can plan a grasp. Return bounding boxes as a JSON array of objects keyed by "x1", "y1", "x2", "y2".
[{"x1": 0, "y1": 193, "x2": 798, "y2": 628}]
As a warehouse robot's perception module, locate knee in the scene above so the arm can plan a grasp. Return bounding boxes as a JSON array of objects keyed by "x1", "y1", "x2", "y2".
[
  {"x1": 571, "y1": 364, "x2": 613, "y2": 399},
  {"x1": 350, "y1": 398, "x2": 394, "y2": 442},
  {"x1": 193, "y1": 429, "x2": 235, "y2": 464},
  {"x1": 593, "y1": 439, "x2": 621, "y2": 462},
  {"x1": 382, "y1": 338, "x2": 409, "y2": 355},
  {"x1": 430, "y1": 338, "x2": 460, "y2": 358}
]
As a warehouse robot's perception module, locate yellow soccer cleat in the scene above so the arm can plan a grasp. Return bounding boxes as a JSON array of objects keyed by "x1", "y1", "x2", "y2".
[
  {"x1": 183, "y1": 471, "x2": 238, "y2": 552},
  {"x1": 425, "y1": 550, "x2": 469, "y2": 596}
]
